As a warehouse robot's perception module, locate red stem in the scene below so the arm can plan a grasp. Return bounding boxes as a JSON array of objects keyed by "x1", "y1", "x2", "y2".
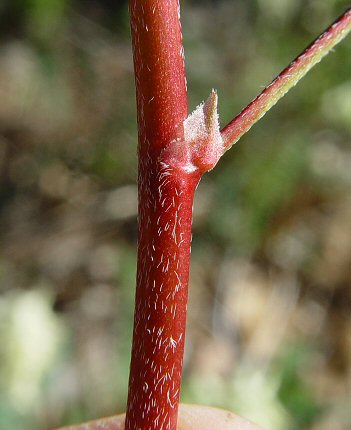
[
  {"x1": 126, "y1": 2, "x2": 199, "y2": 430},
  {"x1": 126, "y1": 4, "x2": 351, "y2": 430},
  {"x1": 129, "y1": 0, "x2": 188, "y2": 151}
]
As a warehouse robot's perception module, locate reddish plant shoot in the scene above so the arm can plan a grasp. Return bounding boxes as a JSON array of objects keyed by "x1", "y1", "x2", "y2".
[
  {"x1": 221, "y1": 8, "x2": 351, "y2": 148},
  {"x1": 126, "y1": 1, "x2": 196, "y2": 429},
  {"x1": 56, "y1": 4, "x2": 351, "y2": 430},
  {"x1": 126, "y1": 0, "x2": 227, "y2": 427},
  {"x1": 125, "y1": 4, "x2": 350, "y2": 430}
]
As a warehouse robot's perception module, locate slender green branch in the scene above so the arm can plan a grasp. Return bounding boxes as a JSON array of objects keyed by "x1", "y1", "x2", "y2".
[{"x1": 221, "y1": 8, "x2": 351, "y2": 150}]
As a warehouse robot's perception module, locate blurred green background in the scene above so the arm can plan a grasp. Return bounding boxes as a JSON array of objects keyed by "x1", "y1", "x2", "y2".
[{"x1": 0, "y1": 0, "x2": 350, "y2": 429}]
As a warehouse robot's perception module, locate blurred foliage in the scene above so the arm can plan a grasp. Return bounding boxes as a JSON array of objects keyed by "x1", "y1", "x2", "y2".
[
  {"x1": 277, "y1": 344, "x2": 322, "y2": 428},
  {"x1": 0, "y1": 1, "x2": 350, "y2": 429}
]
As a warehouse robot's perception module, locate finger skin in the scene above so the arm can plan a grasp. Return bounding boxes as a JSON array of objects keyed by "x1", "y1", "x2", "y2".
[
  {"x1": 56, "y1": 404, "x2": 263, "y2": 430},
  {"x1": 178, "y1": 404, "x2": 263, "y2": 430}
]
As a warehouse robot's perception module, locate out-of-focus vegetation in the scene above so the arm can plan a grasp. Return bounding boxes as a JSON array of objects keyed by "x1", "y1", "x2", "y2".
[{"x1": 0, "y1": 1, "x2": 350, "y2": 429}]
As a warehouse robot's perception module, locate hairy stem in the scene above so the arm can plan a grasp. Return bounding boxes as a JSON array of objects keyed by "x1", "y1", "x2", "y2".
[
  {"x1": 126, "y1": 4, "x2": 351, "y2": 430},
  {"x1": 221, "y1": 8, "x2": 351, "y2": 149},
  {"x1": 126, "y1": 2, "x2": 194, "y2": 430}
]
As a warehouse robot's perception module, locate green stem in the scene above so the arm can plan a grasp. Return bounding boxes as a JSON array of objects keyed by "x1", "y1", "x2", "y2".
[{"x1": 221, "y1": 8, "x2": 351, "y2": 149}]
